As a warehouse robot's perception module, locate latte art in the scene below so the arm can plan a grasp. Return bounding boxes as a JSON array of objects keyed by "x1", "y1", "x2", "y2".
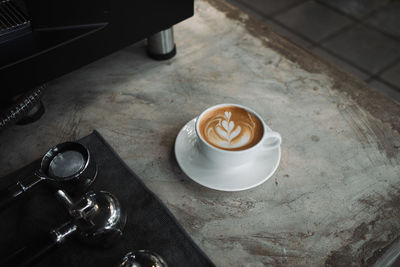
[
  {"x1": 199, "y1": 106, "x2": 263, "y2": 151},
  {"x1": 205, "y1": 111, "x2": 251, "y2": 148}
]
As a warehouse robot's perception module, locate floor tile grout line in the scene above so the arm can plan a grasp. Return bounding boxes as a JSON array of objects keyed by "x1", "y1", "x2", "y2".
[
  {"x1": 315, "y1": 0, "x2": 382, "y2": 21},
  {"x1": 264, "y1": 0, "x2": 311, "y2": 18},
  {"x1": 269, "y1": 9, "x2": 359, "y2": 46},
  {"x1": 314, "y1": 0, "x2": 400, "y2": 42},
  {"x1": 367, "y1": 77, "x2": 400, "y2": 92},
  {"x1": 316, "y1": 44, "x2": 400, "y2": 78},
  {"x1": 316, "y1": 22, "x2": 361, "y2": 47},
  {"x1": 267, "y1": 1, "x2": 360, "y2": 45},
  {"x1": 374, "y1": 58, "x2": 400, "y2": 77},
  {"x1": 267, "y1": 17, "x2": 319, "y2": 44},
  {"x1": 367, "y1": 59, "x2": 400, "y2": 88},
  {"x1": 359, "y1": 22, "x2": 400, "y2": 42},
  {"x1": 354, "y1": 3, "x2": 400, "y2": 41},
  {"x1": 309, "y1": 45, "x2": 373, "y2": 76}
]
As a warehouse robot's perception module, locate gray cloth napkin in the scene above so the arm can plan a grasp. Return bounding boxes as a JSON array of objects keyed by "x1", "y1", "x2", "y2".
[{"x1": 0, "y1": 130, "x2": 215, "y2": 267}]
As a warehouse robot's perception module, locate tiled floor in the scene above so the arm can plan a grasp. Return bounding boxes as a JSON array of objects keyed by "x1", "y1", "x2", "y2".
[{"x1": 226, "y1": 0, "x2": 400, "y2": 102}]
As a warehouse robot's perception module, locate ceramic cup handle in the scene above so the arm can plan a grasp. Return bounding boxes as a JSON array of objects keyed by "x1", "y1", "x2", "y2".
[{"x1": 262, "y1": 131, "x2": 281, "y2": 151}]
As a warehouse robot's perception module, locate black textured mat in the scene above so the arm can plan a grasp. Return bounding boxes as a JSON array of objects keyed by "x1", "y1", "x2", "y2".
[{"x1": 0, "y1": 130, "x2": 215, "y2": 267}]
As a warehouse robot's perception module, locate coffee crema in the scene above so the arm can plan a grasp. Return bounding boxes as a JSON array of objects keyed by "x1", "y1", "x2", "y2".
[{"x1": 198, "y1": 106, "x2": 263, "y2": 151}]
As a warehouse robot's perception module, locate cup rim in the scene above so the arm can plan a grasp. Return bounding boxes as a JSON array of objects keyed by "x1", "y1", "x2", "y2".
[{"x1": 195, "y1": 103, "x2": 267, "y2": 154}]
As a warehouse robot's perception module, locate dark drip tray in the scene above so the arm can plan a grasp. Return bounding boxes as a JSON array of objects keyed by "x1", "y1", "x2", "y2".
[{"x1": 0, "y1": 0, "x2": 31, "y2": 43}]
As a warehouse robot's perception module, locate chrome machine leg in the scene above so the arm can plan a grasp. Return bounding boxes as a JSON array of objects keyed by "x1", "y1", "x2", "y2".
[{"x1": 146, "y1": 27, "x2": 176, "y2": 60}]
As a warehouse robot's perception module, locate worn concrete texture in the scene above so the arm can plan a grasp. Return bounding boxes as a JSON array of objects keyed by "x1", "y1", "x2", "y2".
[{"x1": 1, "y1": 0, "x2": 399, "y2": 266}]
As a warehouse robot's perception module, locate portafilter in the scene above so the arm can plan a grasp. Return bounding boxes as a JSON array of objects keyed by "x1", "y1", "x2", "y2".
[
  {"x1": 3, "y1": 189, "x2": 126, "y2": 266},
  {"x1": 0, "y1": 142, "x2": 97, "y2": 210}
]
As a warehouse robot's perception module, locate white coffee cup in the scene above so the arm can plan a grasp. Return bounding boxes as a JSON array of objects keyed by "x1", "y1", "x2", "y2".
[{"x1": 195, "y1": 103, "x2": 281, "y2": 167}]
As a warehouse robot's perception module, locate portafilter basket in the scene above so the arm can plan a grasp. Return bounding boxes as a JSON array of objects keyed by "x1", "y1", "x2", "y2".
[{"x1": 0, "y1": 142, "x2": 97, "y2": 211}]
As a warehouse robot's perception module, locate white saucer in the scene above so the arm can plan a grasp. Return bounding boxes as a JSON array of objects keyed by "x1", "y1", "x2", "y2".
[{"x1": 174, "y1": 118, "x2": 281, "y2": 191}]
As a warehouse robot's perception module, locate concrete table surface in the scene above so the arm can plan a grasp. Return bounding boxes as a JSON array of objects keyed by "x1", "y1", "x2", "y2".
[{"x1": 1, "y1": 0, "x2": 399, "y2": 266}]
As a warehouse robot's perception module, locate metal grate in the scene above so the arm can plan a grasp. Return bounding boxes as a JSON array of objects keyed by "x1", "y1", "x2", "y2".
[{"x1": 0, "y1": 0, "x2": 30, "y2": 38}]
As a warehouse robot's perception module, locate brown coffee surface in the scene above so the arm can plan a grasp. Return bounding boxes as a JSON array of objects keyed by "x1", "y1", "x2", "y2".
[{"x1": 199, "y1": 106, "x2": 263, "y2": 151}]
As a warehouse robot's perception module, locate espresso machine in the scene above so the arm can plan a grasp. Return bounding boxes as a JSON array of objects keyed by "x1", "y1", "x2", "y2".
[{"x1": 0, "y1": 0, "x2": 193, "y2": 127}]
